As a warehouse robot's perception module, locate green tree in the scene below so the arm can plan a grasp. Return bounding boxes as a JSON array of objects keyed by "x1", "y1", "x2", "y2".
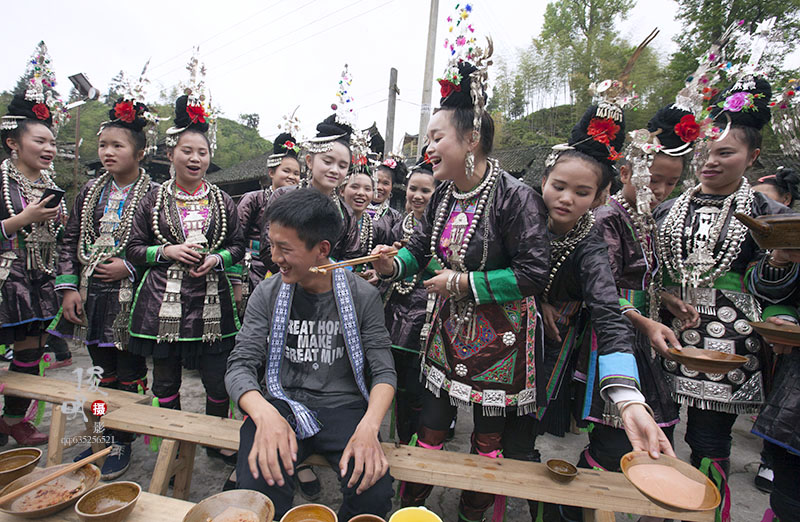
[
  {"x1": 539, "y1": 0, "x2": 634, "y2": 107},
  {"x1": 238, "y1": 113, "x2": 260, "y2": 130}
]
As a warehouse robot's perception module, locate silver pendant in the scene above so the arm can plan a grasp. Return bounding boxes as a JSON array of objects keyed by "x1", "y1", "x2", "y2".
[
  {"x1": 706, "y1": 372, "x2": 725, "y2": 382},
  {"x1": 716, "y1": 306, "x2": 737, "y2": 323},
  {"x1": 744, "y1": 337, "x2": 760, "y2": 353},
  {"x1": 671, "y1": 317, "x2": 683, "y2": 330},
  {"x1": 734, "y1": 319, "x2": 753, "y2": 336},
  {"x1": 681, "y1": 329, "x2": 702, "y2": 345},
  {"x1": 680, "y1": 365, "x2": 700, "y2": 378},
  {"x1": 502, "y1": 331, "x2": 516, "y2": 346},
  {"x1": 455, "y1": 363, "x2": 468, "y2": 377},
  {"x1": 706, "y1": 321, "x2": 726, "y2": 338},
  {"x1": 744, "y1": 354, "x2": 760, "y2": 372},
  {"x1": 727, "y1": 369, "x2": 746, "y2": 385},
  {"x1": 663, "y1": 359, "x2": 679, "y2": 372}
]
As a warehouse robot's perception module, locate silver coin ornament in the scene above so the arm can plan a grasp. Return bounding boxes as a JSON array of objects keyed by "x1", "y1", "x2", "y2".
[
  {"x1": 682, "y1": 329, "x2": 702, "y2": 345},
  {"x1": 734, "y1": 319, "x2": 753, "y2": 335},
  {"x1": 455, "y1": 363, "x2": 468, "y2": 377},
  {"x1": 706, "y1": 321, "x2": 726, "y2": 338},
  {"x1": 717, "y1": 306, "x2": 736, "y2": 323}
]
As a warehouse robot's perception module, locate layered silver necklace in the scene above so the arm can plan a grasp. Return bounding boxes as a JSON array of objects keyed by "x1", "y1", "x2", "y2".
[{"x1": 658, "y1": 179, "x2": 753, "y2": 306}]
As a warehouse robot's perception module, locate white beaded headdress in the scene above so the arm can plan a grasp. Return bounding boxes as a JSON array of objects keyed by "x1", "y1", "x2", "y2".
[
  {"x1": 165, "y1": 48, "x2": 219, "y2": 154},
  {"x1": 1, "y1": 41, "x2": 70, "y2": 136}
]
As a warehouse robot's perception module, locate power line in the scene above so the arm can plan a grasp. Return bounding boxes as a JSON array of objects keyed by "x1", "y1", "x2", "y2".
[
  {"x1": 213, "y1": 0, "x2": 396, "y2": 77},
  {"x1": 148, "y1": 0, "x2": 285, "y2": 71}
]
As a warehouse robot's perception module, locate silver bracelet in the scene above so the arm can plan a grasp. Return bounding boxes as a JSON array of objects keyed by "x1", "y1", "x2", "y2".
[{"x1": 617, "y1": 400, "x2": 654, "y2": 419}]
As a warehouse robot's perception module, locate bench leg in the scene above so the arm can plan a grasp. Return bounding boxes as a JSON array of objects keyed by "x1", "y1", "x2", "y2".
[
  {"x1": 583, "y1": 509, "x2": 616, "y2": 522},
  {"x1": 172, "y1": 441, "x2": 196, "y2": 500},
  {"x1": 149, "y1": 439, "x2": 180, "y2": 496},
  {"x1": 46, "y1": 405, "x2": 65, "y2": 466}
]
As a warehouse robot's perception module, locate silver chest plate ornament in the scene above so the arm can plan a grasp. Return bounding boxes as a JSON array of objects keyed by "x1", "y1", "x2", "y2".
[
  {"x1": 502, "y1": 331, "x2": 516, "y2": 346},
  {"x1": 455, "y1": 363, "x2": 468, "y2": 377},
  {"x1": 744, "y1": 337, "x2": 760, "y2": 353},
  {"x1": 717, "y1": 306, "x2": 737, "y2": 323},
  {"x1": 682, "y1": 329, "x2": 702, "y2": 345},
  {"x1": 706, "y1": 321, "x2": 726, "y2": 338},
  {"x1": 734, "y1": 319, "x2": 753, "y2": 335}
]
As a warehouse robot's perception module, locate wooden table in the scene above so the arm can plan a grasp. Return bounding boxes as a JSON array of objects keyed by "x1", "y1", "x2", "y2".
[{"x1": 0, "y1": 491, "x2": 194, "y2": 522}]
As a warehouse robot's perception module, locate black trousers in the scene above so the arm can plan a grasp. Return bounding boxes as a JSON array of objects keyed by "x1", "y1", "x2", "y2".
[
  {"x1": 763, "y1": 442, "x2": 800, "y2": 522},
  {"x1": 151, "y1": 349, "x2": 230, "y2": 409},
  {"x1": 236, "y1": 400, "x2": 393, "y2": 520},
  {"x1": 392, "y1": 349, "x2": 424, "y2": 444}
]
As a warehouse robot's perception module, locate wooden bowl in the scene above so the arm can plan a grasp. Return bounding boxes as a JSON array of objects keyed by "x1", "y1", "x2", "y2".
[
  {"x1": 281, "y1": 503, "x2": 338, "y2": 522},
  {"x1": 182, "y1": 490, "x2": 274, "y2": 522},
  {"x1": 0, "y1": 463, "x2": 101, "y2": 519},
  {"x1": 620, "y1": 451, "x2": 720, "y2": 512},
  {"x1": 75, "y1": 481, "x2": 141, "y2": 522},
  {"x1": 735, "y1": 213, "x2": 800, "y2": 250},
  {"x1": 545, "y1": 459, "x2": 578, "y2": 483},
  {"x1": 667, "y1": 346, "x2": 747, "y2": 374},
  {"x1": 0, "y1": 448, "x2": 42, "y2": 489},
  {"x1": 750, "y1": 321, "x2": 800, "y2": 346}
]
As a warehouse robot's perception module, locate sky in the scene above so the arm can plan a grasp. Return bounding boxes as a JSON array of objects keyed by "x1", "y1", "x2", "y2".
[{"x1": 0, "y1": 1, "x2": 794, "y2": 151}]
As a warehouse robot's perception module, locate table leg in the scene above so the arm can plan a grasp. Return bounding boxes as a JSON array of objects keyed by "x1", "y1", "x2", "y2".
[
  {"x1": 46, "y1": 405, "x2": 65, "y2": 466},
  {"x1": 584, "y1": 509, "x2": 616, "y2": 522},
  {"x1": 149, "y1": 439, "x2": 180, "y2": 496}
]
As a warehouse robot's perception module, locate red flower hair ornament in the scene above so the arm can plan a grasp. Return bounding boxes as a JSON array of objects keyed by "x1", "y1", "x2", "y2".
[
  {"x1": 32, "y1": 103, "x2": 50, "y2": 121},
  {"x1": 586, "y1": 117, "x2": 620, "y2": 146},
  {"x1": 114, "y1": 101, "x2": 137, "y2": 123},
  {"x1": 673, "y1": 114, "x2": 700, "y2": 143},
  {"x1": 185, "y1": 104, "x2": 207, "y2": 124}
]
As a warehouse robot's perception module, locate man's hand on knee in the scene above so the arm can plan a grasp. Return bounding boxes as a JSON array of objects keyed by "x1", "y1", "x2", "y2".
[
  {"x1": 339, "y1": 420, "x2": 388, "y2": 495},
  {"x1": 242, "y1": 394, "x2": 298, "y2": 487}
]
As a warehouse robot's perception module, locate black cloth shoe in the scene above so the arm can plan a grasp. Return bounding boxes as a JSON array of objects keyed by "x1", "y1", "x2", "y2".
[
  {"x1": 295, "y1": 465, "x2": 321, "y2": 501},
  {"x1": 206, "y1": 447, "x2": 238, "y2": 466}
]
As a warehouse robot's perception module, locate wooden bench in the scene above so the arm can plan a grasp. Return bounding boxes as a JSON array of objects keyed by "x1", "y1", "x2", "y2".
[
  {"x1": 0, "y1": 372, "x2": 150, "y2": 466},
  {"x1": 101, "y1": 403, "x2": 714, "y2": 521}
]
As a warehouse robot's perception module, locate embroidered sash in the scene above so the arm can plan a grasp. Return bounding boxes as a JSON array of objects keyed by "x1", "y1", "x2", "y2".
[{"x1": 266, "y1": 268, "x2": 370, "y2": 439}]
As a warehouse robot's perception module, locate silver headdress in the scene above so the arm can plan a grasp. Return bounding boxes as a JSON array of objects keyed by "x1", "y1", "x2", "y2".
[
  {"x1": 267, "y1": 109, "x2": 302, "y2": 168},
  {"x1": 165, "y1": 48, "x2": 219, "y2": 154},
  {"x1": 772, "y1": 78, "x2": 800, "y2": 157}
]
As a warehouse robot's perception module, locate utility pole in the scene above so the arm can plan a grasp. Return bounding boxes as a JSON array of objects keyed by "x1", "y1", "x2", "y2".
[
  {"x1": 384, "y1": 68, "x2": 399, "y2": 158},
  {"x1": 417, "y1": 0, "x2": 439, "y2": 158},
  {"x1": 72, "y1": 105, "x2": 81, "y2": 192}
]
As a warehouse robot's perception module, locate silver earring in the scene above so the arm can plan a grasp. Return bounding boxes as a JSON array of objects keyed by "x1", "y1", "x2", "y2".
[
  {"x1": 465, "y1": 151, "x2": 475, "y2": 179},
  {"x1": 10, "y1": 150, "x2": 18, "y2": 162},
  {"x1": 169, "y1": 163, "x2": 175, "y2": 178}
]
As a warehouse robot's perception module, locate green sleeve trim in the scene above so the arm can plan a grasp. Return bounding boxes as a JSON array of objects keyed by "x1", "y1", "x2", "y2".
[
  {"x1": 619, "y1": 297, "x2": 633, "y2": 309},
  {"x1": 226, "y1": 263, "x2": 243, "y2": 275},
  {"x1": 762, "y1": 305, "x2": 800, "y2": 321},
  {"x1": 471, "y1": 268, "x2": 522, "y2": 305},
  {"x1": 55, "y1": 274, "x2": 79, "y2": 286},
  {"x1": 215, "y1": 249, "x2": 233, "y2": 269},
  {"x1": 146, "y1": 246, "x2": 160, "y2": 265},
  {"x1": 396, "y1": 248, "x2": 420, "y2": 279}
]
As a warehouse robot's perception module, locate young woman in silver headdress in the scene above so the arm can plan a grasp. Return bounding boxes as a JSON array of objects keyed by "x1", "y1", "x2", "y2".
[
  {"x1": 125, "y1": 92, "x2": 244, "y2": 464},
  {"x1": 0, "y1": 57, "x2": 68, "y2": 446},
  {"x1": 50, "y1": 95, "x2": 160, "y2": 478}
]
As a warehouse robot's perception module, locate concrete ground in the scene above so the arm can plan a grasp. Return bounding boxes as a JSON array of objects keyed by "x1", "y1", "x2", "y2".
[{"x1": 4, "y1": 346, "x2": 771, "y2": 521}]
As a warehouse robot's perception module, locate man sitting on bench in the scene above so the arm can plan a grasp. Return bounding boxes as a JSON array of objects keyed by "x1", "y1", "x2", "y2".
[{"x1": 225, "y1": 188, "x2": 396, "y2": 520}]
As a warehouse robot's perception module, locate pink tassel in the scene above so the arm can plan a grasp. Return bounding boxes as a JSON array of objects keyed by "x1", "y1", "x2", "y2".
[
  {"x1": 760, "y1": 508, "x2": 775, "y2": 522},
  {"x1": 712, "y1": 461, "x2": 732, "y2": 522}
]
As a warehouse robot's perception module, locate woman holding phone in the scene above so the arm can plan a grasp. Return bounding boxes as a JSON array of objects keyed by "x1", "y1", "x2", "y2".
[{"x1": 0, "y1": 79, "x2": 68, "y2": 446}]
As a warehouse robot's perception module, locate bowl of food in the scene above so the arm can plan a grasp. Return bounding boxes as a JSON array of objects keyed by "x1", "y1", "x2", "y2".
[
  {"x1": 0, "y1": 462, "x2": 100, "y2": 519},
  {"x1": 620, "y1": 451, "x2": 720, "y2": 512},
  {"x1": 545, "y1": 459, "x2": 578, "y2": 484},
  {"x1": 74, "y1": 481, "x2": 141, "y2": 522},
  {"x1": 348, "y1": 515, "x2": 386, "y2": 522},
  {"x1": 182, "y1": 490, "x2": 274, "y2": 522},
  {"x1": 281, "y1": 503, "x2": 337, "y2": 522},
  {"x1": 0, "y1": 448, "x2": 42, "y2": 489},
  {"x1": 667, "y1": 346, "x2": 747, "y2": 374}
]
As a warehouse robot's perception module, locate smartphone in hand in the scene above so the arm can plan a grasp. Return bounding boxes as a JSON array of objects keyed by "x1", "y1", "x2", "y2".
[{"x1": 38, "y1": 188, "x2": 65, "y2": 208}]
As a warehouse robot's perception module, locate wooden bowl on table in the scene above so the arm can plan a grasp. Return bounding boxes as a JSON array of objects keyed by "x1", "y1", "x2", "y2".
[
  {"x1": 182, "y1": 490, "x2": 274, "y2": 522},
  {"x1": 620, "y1": 451, "x2": 720, "y2": 512},
  {"x1": 0, "y1": 462, "x2": 100, "y2": 519},
  {"x1": 545, "y1": 459, "x2": 578, "y2": 483},
  {"x1": 74, "y1": 481, "x2": 141, "y2": 522},
  {"x1": 667, "y1": 346, "x2": 747, "y2": 374},
  {"x1": 0, "y1": 447, "x2": 42, "y2": 489},
  {"x1": 281, "y1": 503, "x2": 338, "y2": 522},
  {"x1": 750, "y1": 321, "x2": 800, "y2": 346}
]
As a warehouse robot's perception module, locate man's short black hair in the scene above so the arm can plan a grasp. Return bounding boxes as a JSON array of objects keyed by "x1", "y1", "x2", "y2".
[{"x1": 266, "y1": 188, "x2": 343, "y2": 250}]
